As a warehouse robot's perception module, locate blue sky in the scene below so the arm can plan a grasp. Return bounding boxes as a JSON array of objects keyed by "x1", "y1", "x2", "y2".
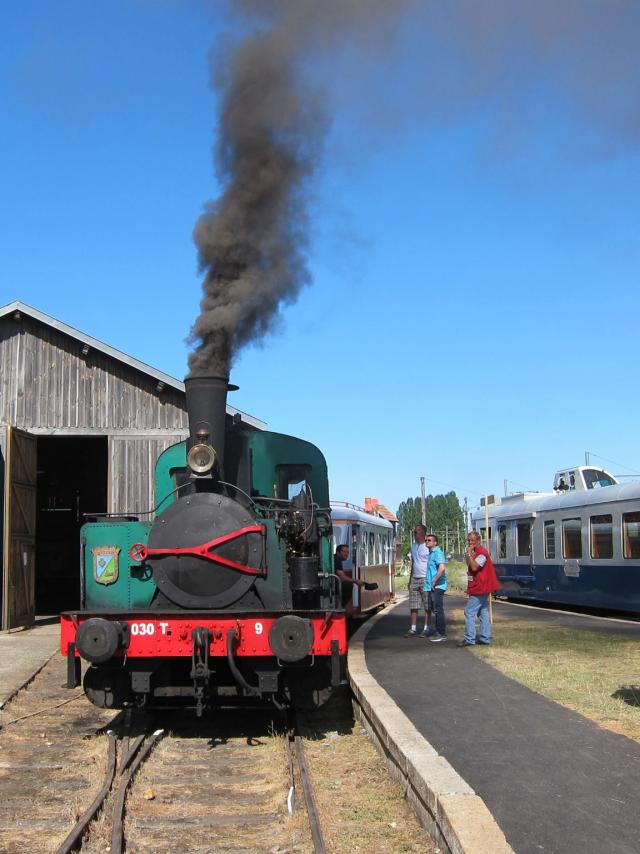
[{"x1": 2, "y1": 1, "x2": 640, "y2": 514}]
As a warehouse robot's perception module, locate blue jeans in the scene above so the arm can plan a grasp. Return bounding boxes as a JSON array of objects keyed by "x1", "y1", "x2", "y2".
[
  {"x1": 464, "y1": 595, "x2": 491, "y2": 644},
  {"x1": 429, "y1": 589, "x2": 446, "y2": 636}
]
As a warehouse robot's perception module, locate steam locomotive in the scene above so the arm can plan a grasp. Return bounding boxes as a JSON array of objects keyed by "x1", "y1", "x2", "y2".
[{"x1": 61, "y1": 376, "x2": 347, "y2": 714}]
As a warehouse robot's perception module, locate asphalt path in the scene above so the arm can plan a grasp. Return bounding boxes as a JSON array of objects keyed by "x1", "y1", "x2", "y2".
[{"x1": 364, "y1": 595, "x2": 640, "y2": 854}]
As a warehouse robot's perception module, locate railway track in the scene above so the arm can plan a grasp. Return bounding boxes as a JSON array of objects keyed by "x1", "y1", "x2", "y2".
[
  {"x1": 1, "y1": 656, "x2": 327, "y2": 853},
  {"x1": 1, "y1": 654, "x2": 431, "y2": 852},
  {"x1": 81, "y1": 711, "x2": 323, "y2": 854}
]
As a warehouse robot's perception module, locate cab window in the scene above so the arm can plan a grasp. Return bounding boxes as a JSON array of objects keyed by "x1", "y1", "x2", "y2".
[{"x1": 276, "y1": 464, "x2": 311, "y2": 500}]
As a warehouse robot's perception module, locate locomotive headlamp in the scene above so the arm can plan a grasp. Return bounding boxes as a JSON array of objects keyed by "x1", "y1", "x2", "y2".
[{"x1": 187, "y1": 442, "x2": 216, "y2": 475}]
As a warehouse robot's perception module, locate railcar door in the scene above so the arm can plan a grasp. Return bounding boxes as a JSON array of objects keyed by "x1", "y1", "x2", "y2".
[
  {"x1": 512, "y1": 516, "x2": 536, "y2": 593},
  {"x1": 2, "y1": 426, "x2": 37, "y2": 630}
]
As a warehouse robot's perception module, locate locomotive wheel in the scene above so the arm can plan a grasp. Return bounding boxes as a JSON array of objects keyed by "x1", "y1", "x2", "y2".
[
  {"x1": 285, "y1": 667, "x2": 333, "y2": 710},
  {"x1": 84, "y1": 666, "x2": 131, "y2": 709}
]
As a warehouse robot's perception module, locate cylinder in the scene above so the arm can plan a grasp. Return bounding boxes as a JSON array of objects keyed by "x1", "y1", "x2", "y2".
[{"x1": 288, "y1": 556, "x2": 320, "y2": 591}]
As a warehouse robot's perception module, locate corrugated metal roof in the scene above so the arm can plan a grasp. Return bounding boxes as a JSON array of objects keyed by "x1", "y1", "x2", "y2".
[{"x1": 0, "y1": 299, "x2": 266, "y2": 430}]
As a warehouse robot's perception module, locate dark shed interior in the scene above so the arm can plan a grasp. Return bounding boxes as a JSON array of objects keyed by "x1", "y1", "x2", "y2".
[{"x1": 35, "y1": 436, "x2": 108, "y2": 613}]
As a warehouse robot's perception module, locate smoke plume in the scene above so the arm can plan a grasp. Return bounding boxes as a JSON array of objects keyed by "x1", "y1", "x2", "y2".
[
  {"x1": 187, "y1": 1, "x2": 406, "y2": 378},
  {"x1": 188, "y1": 1, "x2": 640, "y2": 377}
]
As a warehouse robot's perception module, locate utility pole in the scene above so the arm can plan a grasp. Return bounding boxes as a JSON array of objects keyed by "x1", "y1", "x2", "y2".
[
  {"x1": 463, "y1": 497, "x2": 469, "y2": 532},
  {"x1": 504, "y1": 478, "x2": 508, "y2": 497},
  {"x1": 585, "y1": 450, "x2": 590, "y2": 466},
  {"x1": 420, "y1": 476, "x2": 426, "y2": 526}
]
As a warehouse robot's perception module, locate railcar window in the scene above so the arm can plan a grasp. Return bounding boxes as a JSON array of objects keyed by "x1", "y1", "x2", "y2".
[
  {"x1": 623, "y1": 512, "x2": 640, "y2": 559},
  {"x1": 516, "y1": 522, "x2": 531, "y2": 557},
  {"x1": 562, "y1": 518, "x2": 582, "y2": 559},
  {"x1": 590, "y1": 514, "x2": 613, "y2": 559},
  {"x1": 498, "y1": 525, "x2": 507, "y2": 559},
  {"x1": 544, "y1": 521, "x2": 556, "y2": 559},
  {"x1": 333, "y1": 523, "x2": 349, "y2": 549},
  {"x1": 480, "y1": 527, "x2": 492, "y2": 548},
  {"x1": 358, "y1": 531, "x2": 366, "y2": 567}
]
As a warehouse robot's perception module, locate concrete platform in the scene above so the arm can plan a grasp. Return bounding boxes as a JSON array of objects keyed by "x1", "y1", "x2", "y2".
[
  {"x1": 0, "y1": 618, "x2": 59, "y2": 710},
  {"x1": 357, "y1": 594, "x2": 640, "y2": 854}
]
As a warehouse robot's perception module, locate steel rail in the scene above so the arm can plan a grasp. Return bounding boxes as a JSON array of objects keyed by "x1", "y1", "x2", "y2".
[
  {"x1": 287, "y1": 714, "x2": 326, "y2": 854},
  {"x1": 110, "y1": 728, "x2": 165, "y2": 854},
  {"x1": 55, "y1": 730, "x2": 118, "y2": 854}
]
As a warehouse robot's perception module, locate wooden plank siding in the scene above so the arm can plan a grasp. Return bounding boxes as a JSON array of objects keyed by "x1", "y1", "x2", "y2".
[
  {"x1": 0, "y1": 315, "x2": 188, "y2": 433},
  {"x1": 1, "y1": 314, "x2": 189, "y2": 520},
  {"x1": 110, "y1": 435, "x2": 184, "y2": 517}
]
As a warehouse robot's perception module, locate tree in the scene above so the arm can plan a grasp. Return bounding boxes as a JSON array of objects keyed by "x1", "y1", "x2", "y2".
[
  {"x1": 397, "y1": 491, "x2": 465, "y2": 552},
  {"x1": 396, "y1": 497, "x2": 422, "y2": 544}
]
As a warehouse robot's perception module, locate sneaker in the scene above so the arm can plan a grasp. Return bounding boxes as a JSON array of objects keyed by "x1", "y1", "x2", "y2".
[
  {"x1": 404, "y1": 629, "x2": 418, "y2": 637},
  {"x1": 477, "y1": 640, "x2": 491, "y2": 645},
  {"x1": 421, "y1": 628, "x2": 435, "y2": 638},
  {"x1": 457, "y1": 640, "x2": 475, "y2": 647},
  {"x1": 429, "y1": 633, "x2": 447, "y2": 642}
]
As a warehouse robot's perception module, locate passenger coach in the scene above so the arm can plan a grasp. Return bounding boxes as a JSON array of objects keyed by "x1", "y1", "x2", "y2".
[
  {"x1": 471, "y1": 466, "x2": 640, "y2": 614},
  {"x1": 330, "y1": 503, "x2": 395, "y2": 615}
]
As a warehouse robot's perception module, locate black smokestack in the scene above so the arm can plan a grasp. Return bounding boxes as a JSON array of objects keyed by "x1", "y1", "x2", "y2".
[{"x1": 184, "y1": 375, "x2": 233, "y2": 472}]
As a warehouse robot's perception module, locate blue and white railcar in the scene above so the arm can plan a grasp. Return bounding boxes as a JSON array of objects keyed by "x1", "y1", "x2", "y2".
[
  {"x1": 471, "y1": 466, "x2": 640, "y2": 613},
  {"x1": 330, "y1": 503, "x2": 395, "y2": 614}
]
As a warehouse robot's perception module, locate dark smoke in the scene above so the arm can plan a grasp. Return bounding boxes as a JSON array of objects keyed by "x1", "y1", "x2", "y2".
[
  {"x1": 189, "y1": 1, "x2": 640, "y2": 377},
  {"x1": 188, "y1": 1, "x2": 407, "y2": 378},
  {"x1": 188, "y1": 30, "x2": 319, "y2": 377}
]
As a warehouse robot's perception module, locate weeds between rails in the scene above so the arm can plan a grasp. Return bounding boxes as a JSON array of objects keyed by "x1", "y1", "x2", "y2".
[{"x1": 66, "y1": 708, "x2": 326, "y2": 854}]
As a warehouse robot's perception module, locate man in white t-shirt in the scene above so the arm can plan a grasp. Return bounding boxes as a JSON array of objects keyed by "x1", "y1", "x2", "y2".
[{"x1": 405, "y1": 524, "x2": 430, "y2": 636}]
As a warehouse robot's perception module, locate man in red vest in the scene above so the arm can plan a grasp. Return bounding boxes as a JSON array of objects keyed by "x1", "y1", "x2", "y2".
[{"x1": 458, "y1": 531, "x2": 501, "y2": 647}]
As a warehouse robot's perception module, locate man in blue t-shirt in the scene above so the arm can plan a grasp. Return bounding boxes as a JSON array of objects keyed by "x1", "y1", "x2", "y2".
[{"x1": 424, "y1": 534, "x2": 448, "y2": 642}]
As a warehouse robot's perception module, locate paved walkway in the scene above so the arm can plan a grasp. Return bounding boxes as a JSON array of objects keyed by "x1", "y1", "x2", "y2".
[
  {"x1": 0, "y1": 618, "x2": 59, "y2": 709},
  {"x1": 364, "y1": 595, "x2": 640, "y2": 854}
]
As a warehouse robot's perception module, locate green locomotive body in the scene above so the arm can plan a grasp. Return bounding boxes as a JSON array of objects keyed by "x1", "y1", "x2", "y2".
[{"x1": 62, "y1": 377, "x2": 347, "y2": 715}]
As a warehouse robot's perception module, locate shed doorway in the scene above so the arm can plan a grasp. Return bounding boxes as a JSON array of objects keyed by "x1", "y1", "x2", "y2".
[{"x1": 36, "y1": 436, "x2": 108, "y2": 614}]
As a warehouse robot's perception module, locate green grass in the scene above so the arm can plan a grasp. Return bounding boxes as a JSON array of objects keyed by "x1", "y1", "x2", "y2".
[
  {"x1": 394, "y1": 559, "x2": 467, "y2": 595},
  {"x1": 445, "y1": 560, "x2": 468, "y2": 591}
]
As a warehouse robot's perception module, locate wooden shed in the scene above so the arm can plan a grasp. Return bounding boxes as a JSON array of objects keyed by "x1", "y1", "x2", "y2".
[{"x1": 0, "y1": 300, "x2": 265, "y2": 631}]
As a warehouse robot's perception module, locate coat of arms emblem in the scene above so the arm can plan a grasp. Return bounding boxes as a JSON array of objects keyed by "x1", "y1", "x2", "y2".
[{"x1": 93, "y1": 546, "x2": 121, "y2": 585}]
